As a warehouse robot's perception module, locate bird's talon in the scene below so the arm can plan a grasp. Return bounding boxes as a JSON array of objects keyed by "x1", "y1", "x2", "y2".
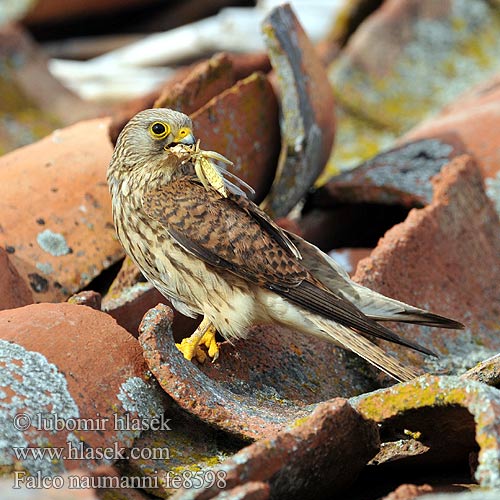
[
  {"x1": 175, "y1": 339, "x2": 195, "y2": 361},
  {"x1": 210, "y1": 347, "x2": 220, "y2": 363},
  {"x1": 175, "y1": 339, "x2": 209, "y2": 363},
  {"x1": 194, "y1": 347, "x2": 207, "y2": 364},
  {"x1": 175, "y1": 320, "x2": 220, "y2": 363},
  {"x1": 200, "y1": 326, "x2": 220, "y2": 362}
]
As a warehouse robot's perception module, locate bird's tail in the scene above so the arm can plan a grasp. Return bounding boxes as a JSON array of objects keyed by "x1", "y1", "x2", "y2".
[
  {"x1": 304, "y1": 313, "x2": 419, "y2": 382},
  {"x1": 371, "y1": 309, "x2": 464, "y2": 329},
  {"x1": 348, "y1": 282, "x2": 464, "y2": 330}
]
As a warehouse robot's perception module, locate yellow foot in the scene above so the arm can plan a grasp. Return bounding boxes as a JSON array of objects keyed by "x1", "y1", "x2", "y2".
[
  {"x1": 199, "y1": 328, "x2": 220, "y2": 361},
  {"x1": 176, "y1": 317, "x2": 220, "y2": 363}
]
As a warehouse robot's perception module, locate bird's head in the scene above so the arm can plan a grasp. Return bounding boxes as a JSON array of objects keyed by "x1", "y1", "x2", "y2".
[{"x1": 109, "y1": 108, "x2": 196, "y2": 182}]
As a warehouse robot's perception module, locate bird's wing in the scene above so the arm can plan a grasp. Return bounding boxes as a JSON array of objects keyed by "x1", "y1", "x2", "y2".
[
  {"x1": 285, "y1": 232, "x2": 354, "y2": 289},
  {"x1": 286, "y1": 232, "x2": 463, "y2": 330},
  {"x1": 142, "y1": 178, "x2": 306, "y2": 289},
  {"x1": 143, "y1": 178, "x2": 435, "y2": 356}
]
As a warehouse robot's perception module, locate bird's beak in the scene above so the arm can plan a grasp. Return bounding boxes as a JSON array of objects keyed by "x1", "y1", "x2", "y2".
[{"x1": 173, "y1": 128, "x2": 196, "y2": 146}]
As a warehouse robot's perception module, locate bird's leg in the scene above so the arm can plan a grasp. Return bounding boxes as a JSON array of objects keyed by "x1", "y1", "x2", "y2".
[{"x1": 176, "y1": 316, "x2": 220, "y2": 363}]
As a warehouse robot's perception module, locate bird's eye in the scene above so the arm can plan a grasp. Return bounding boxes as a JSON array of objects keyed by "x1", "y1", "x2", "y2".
[{"x1": 149, "y1": 121, "x2": 170, "y2": 139}]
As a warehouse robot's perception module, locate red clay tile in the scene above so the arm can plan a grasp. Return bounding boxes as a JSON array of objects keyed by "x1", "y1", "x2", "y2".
[
  {"x1": 231, "y1": 52, "x2": 271, "y2": 81},
  {"x1": 67, "y1": 290, "x2": 102, "y2": 310},
  {"x1": 261, "y1": 4, "x2": 335, "y2": 217},
  {"x1": 330, "y1": 0, "x2": 500, "y2": 133},
  {"x1": 462, "y1": 354, "x2": 500, "y2": 389},
  {"x1": 405, "y1": 73, "x2": 500, "y2": 185},
  {"x1": 352, "y1": 375, "x2": 500, "y2": 488},
  {"x1": 0, "y1": 118, "x2": 123, "y2": 302},
  {"x1": 208, "y1": 482, "x2": 270, "y2": 500},
  {"x1": 382, "y1": 484, "x2": 436, "y2": 500},
  {"x1": 191, "y1": 72, "x2": 280, "y2": 203},
  {"x1": 23, "y1": 0, "x2": 159, "y2": 24},
  {"x1": 0, "y1": 303, "x2": 166, "y2": 475},
  {"x1": 123, "y1": 409, "x2": 241, "y2": 498},
  {"x1": 353, "y1": 155, "x2": 500, "y2": 377},
  {"x1": 0, "y1": 247, "x2": 33, "y2": 310},
  {"x1": 105, "y1": 282, "x2": 199, "y2": 340},
  {"x1": 103, "y1": 259, "x2": 199, "y2": 339},
  {"x1": 139, "y1": 304, "x2": 378, "y2": 441},
  {"x1": 110, "y1": 51, "x2": 268, "y2": 146},
  {"x1": 313, "y1": 136, "x2": 467, "y2": 208},
  {"x1": 171, "y1": 399, "x2": 379, "y2": 499},
  {"x1": 1, "y1": 472, "x2": 99, "y2": 498}
]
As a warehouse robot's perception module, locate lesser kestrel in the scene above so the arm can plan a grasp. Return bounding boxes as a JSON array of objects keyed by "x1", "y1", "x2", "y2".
[{"x1": 107, "y1": 108, "x2": 463, "y2": 382}]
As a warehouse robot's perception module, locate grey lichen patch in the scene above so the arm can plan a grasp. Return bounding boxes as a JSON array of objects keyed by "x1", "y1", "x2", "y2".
[
  {"x1": 477, "y1": 449, "x2": 500, "y2": 490},
  {"x1": 0, "y1": 340, "x2": 79, "y2": 476},
  {"x1": 36, "y1": 229, "x2": 70, "y2": 256},
  {"x1": 117, "y1": 377, "x2": 165, "y2": 420},
  {"x1": 329, "y1": 0, "x2": 500, "y2": 175},
  {"x1": 485, "y1": 171, "x2": 500, "y2": 217},
  {"x1": 424, "y1": 329, "x2": 498, "y2": 377},
  {"x1": 115, "y1": 377, "x2": 167, "y2": 447},
  {"x1": 364, "y1": 139, "x2": 455, "y2": 204},
  {"x1": 35, "y1": 262, "x2": 54, "y2": 275}
]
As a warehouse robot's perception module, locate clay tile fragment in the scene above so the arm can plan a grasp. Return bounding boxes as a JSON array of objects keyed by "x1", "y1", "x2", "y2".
[
  {"x1": 403, "y1": 71, "x2": 500, "y2": 209},
  {"x1": 139, "y1": 304, "x2": 379, "y2": 441},
  {"x1": 353, "y1": 155, "x2": 500, "y2": 376},
  {"x1": 209, "y1": 481, "x2": 270, "y2": 500},
  {"x1": 191, "y1": 72, "x2": 280, "y2": 202},
  {"x1": 260, "y1": 4, "x2": 335, "y2": 218},
  {"x1": 0, "y1": 303, "x2": 166, "y2": 475},
  {"x1": 462, "y1": 354, "x2": 500, "y2": 389},
  {"x1": 352, "y1": 375, "x2": 500, "y2": 489},
  {"x1": 122, "y1": 412, "x2": 241, "y2": 498},
  {"x1": 139, "y1": 305, "x2": 305, "y2": 440},
  {"x1": 154, "y1": 52, "x2": 236, "y2": 114},
  {"x1": 103, "y1": 254, "x2": 200, "y2": 338},
  {"x1": 0, "y1": 247, "x2": 33, "y2": 310},
  {"x1": 382, "y1": 483, "x2": 435, "y2": 500},
  {"x1": 171, "y1": 399, "x2": 379, "y2": 499},
  {"x1": 311, "y1": 135, "x2": 466, "y2": 209},
  {"x1": 0, "y1": 473, "x2": 99, "y2": 499},
  {"x1": 0, "y1": 24, "x2": 100, "y2": 154},
  {"x1": 0, "y1": 118, "x2": 123, "y2": 302},
  {"x1": 330, "y1": 0, "x2": 500, "y2": 133},
  {"x1": 104, "y1": 282, "x2": 166, "y2": 337},
  {"x1": 68, "y1": 290, "x2": 102, "y2": 310},
  {"x1": 23, "y1": 0, "x2": 159, "y2": 25},
  {"x1": 109, "y1": 51, "x2": 270, "y2": 146}
]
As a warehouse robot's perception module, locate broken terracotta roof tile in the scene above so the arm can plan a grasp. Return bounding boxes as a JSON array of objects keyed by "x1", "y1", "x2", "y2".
[
  {"x1": 353, "y1": 155, "x2": 500, "y2": 377},
  {"x1": 0, "y1": 117, "x2": 122, "y2": 302},
  {"x1": 0, "y1": 303, "x2": 166, "y2": 475}
]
